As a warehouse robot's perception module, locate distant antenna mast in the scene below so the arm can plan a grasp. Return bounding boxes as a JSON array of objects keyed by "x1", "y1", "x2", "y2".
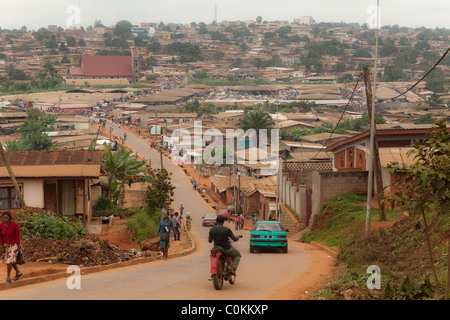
[{"x1": 215, "y1": 5, "x2": 218, "y2": 23}]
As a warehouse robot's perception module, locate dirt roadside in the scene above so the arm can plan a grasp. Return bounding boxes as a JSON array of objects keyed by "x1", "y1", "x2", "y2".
[{"x1": 268, "y1": 241, "x2": 337, "y2": 299}]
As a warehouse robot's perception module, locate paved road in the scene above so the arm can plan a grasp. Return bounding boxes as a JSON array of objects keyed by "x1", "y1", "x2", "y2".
[{"x1": 0, "y1": 122, "x2": 312, "y2": 300}]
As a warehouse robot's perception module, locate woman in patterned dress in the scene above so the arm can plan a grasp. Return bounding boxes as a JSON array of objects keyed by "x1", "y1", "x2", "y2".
[{"x1": 0, "y1": 211, "x2": 22, "y2": 283}]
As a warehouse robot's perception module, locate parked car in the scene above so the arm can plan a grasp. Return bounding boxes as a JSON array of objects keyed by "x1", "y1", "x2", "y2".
[
  {"x1": 215, "y1": 209, "x2": 228, "y2": 217},
  {"x1": 202, "y1": 214, "x2": 217, "y2": 227},
  {"x1": 249, "y1": 221, "x2": 289, "y2": 253}
]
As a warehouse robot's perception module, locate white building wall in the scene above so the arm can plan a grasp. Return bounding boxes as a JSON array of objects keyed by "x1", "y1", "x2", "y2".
[{"x1": 23, "y1": 180, "x2": 44, "y2": 208}]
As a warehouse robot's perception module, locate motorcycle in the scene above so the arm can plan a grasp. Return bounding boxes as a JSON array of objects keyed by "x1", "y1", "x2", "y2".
[{"x1": 209, "y1": 236, "x2": 242, "y2": 290}]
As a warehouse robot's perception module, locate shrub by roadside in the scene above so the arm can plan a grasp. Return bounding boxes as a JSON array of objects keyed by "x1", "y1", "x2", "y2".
[
  {"x1": 300, "y1": 193, "x2": 450, "y2": 299},
  {"x1": 126, "y1": 208, "x2": 163, "y2": 244},
  {"x1": 16, "y1": 210, "x2": 87, "y2": 241}
]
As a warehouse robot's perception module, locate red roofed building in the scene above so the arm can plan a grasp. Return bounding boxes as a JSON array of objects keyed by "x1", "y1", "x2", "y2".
[
  {"x1": 325, "y1": 124, "x2": 450, "y2": 193},
  {"x1": 67, "y1": 49, "x2": 139, "y2": 84}
]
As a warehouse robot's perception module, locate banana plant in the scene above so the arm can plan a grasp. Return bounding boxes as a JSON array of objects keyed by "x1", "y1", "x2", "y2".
[{"x1": 100, "y1": 146, "x2": 152, "y2": 204}]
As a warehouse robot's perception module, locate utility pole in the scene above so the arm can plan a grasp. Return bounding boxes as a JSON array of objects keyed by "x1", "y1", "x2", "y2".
[
  {"x1": 365, "y1": 0, "x2": 380, "y2": 235},
  {"x1": 233, "y1": 161, "x2": 236, "y2": 213},
  {"x1": 160, "y1": 126, "x2": 164, "y2": 170},
  {"x1": 238, "y1": 169, "x2": 241, "y2": 215},
  {"x1": 0, "y1": 144, "x2": 26, "y2": 208},
  {"x1": 275, "y1": 103, "x2": 280, "y2": 221},
  {"x1": 363, "y1": 66, "x2": 386, "y2": 222}
]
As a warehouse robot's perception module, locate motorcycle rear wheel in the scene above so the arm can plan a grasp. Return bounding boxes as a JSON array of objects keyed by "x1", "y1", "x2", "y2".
[{"x1": 212, "y1": 260, "x2": 224, "y2": 290}]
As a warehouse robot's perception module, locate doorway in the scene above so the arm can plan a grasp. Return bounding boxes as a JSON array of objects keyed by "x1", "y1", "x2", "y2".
[{"x1": 61, "y1": 180, "x2": 76, "y2": 216}]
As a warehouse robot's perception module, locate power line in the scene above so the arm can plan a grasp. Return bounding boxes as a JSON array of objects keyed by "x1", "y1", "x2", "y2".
[
  {"x1": 310, "y1": 46, "x2": 450, "y2": 161},
  {"x1": 389, "y1": 46, "x2": 450, "y2": 100},
  {"x1": 310, "y1": 73, "x2": 362, "y2": 160}
]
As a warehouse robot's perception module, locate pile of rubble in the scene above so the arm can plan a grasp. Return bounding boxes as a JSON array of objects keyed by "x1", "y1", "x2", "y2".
[{"x1": 22, "y1": 234, "x2": 146, "y2": 266}]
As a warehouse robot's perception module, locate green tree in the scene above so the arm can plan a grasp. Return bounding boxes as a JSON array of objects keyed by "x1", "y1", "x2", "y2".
[
  {"x1": 382, "y1": 65, "x2": 406, "y2": 81},
  {"x1": 394, "y1": 49, "x2": 419, "y2": 68},
  {"x1": 164, "y1": 42, "x2": 202, "y2": 62},
  {"x1": 270, "y1": 54, "x2": 283, "y2": 67},
  {"x1": 101, "y1": 147, "x2": 150, "y2": 204},
  {"x1": 61, "y1": 55, "x2": 71, "y2": 64},
  {"x1": 185, "y1": 98, "x2": 201, "y2": 112},
  {"x1": 197, "y1": 22, "x2": 208, "y2": 34},
  {"x1": 113, "y1": 20, "x2": 133, "y2": 39},
  {"x1": 147, "y1": 40, "x2": 162, "y2": 52},
  {"x1": 353, "y1": 48, "x2": 372, "y2": 58},
  {"x1": 414, "y1": 114, "x2": 435, "y2": 124},
  {"x1": 414, "y1": 40, "x2": 431, "y2": 51},
  {"x1": 337, "y1": 74, "x2": 354, "y2": 83},
  {"x1": 425, "y1": 79, "x2": 446, "y2": 93},
  {"x1": 333, "y1": 62, "x2": 348, "y2": 73},
  {"x1": 427, "y1": 93, "x2": 443, "y2": 108},
  {"x1": 66, "y1": 36, "x2": 77, "y2": 47},
  {"x1": 5, "y1": 112, "x2": 56, "y2": 151},
  {"x1": 6, "y1": 64, "x2": 30, "y2": 80},
  {"x1": 387, "y1": 119, "x2": 450, "y2": 296},
  {"x1": 32, "y1": 27, "x2": 52, "y2": 42},
  {"x1": 239, "y1": 109, "x2": 275, "y2": 145},
  {"x1": 379, "y1": 38, "x2": 398, "y2": 56},
  {"x1": 195, "y1": 70, "x2": 208, "y2": 79},
  {"x1": 145, "y1": 168, "x2": 175, "y2": 215}
]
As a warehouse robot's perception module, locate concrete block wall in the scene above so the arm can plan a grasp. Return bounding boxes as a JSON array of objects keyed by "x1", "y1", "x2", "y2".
[
  {"x1": 279, "y1": 174, "x2": 308, "y2": 225},
  {"x1": 312, "y1": 171, "x2": 369, "y2": 214}
]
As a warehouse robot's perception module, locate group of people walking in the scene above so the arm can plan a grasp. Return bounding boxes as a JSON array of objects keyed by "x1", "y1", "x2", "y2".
[
  {"x1": 232, "y1": 214, "x2": 245, "y2": 230},
  {"x1": 157, "y1": 205, "x2": 190, "y2": 260}
]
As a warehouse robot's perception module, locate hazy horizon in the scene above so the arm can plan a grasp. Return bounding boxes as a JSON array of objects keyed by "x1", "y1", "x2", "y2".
[{"x1": 0, "y1": 0, "x2": 449, "y2": 31}]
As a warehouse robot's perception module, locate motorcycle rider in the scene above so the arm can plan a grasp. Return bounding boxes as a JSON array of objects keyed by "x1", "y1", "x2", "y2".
[{"x1": 208, "y1": 215, "x2": 242, "y2": 275}]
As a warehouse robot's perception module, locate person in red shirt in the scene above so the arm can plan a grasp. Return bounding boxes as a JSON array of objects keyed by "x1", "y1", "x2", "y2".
[{"x1": 0, "y1": 211, "x2": 22, "y2": 283}]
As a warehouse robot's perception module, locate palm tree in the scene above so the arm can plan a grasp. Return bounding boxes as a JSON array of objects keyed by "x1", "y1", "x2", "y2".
[
  {"x1": 238, "y1": 109, "x2": 276, "y2": 148},
  {"x1": 239, "y1": 109, "x2": 275, "y2": 138}
]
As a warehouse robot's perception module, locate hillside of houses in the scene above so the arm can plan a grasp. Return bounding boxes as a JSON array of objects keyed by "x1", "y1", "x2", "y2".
[{"x1": 0, "y1": 18, "x2": 449, "y2": 230}]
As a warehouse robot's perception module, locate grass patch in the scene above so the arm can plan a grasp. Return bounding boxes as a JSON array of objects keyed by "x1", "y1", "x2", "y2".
[
  {"x1": 126, "y1": 208, "x2": 163, "y2": 244},
  {"x1": 306, "y1": 194, "x2": 450, "y2": 299},
  {"x1": 301, "y1": 193, "x2": 402, "y2": 247}
]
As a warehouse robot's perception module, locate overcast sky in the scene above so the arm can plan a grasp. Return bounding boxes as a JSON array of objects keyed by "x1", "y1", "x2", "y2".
[{"x1": 1, "y1": 0, "x2": 449, "y2": 31}]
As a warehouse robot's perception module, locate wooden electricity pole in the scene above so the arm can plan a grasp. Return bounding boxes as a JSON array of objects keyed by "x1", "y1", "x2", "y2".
[
  {"x1": 363, "y1": 66, "x2": 386, "y2": 222},
  {"x1": 0, "y1": 144, "x2": 26, "y2": 208}
]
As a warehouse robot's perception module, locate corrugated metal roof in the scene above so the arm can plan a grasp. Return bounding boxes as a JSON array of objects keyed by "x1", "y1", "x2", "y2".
[
  {"x1": 0, "y1": 150, "x2": 102, "y2": 167},
  {"x1": 80, "y1": 55, "x2": 133, "y2": 77}
]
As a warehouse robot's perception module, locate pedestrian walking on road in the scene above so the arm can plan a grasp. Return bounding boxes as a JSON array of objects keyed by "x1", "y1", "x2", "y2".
[
  {"x1": 0, "y1": 212, "x2": 23, "y2": 283},
  {"x1": 157, "y1": 212, "x2": 173, "y2": 260},
  {"x1": 236, "y1": 214, "x2": 244, "y2": 230},
  {"x1": 172, "y1": 212, "x2": 181, "y2": 241},
  {"x1": 180, "y1": 204, "x2": 184, "y2": 216}
]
